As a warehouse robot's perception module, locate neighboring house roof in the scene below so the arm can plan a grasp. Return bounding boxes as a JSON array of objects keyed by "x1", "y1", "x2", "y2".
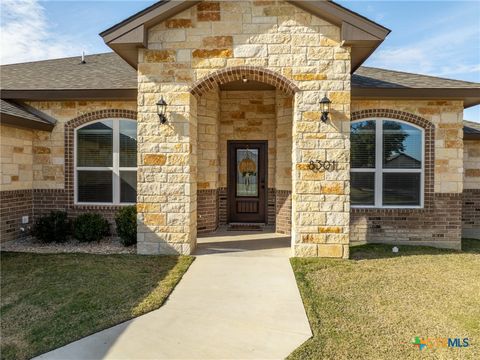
[
  {"x1": 353, "y1": 67, "x2": 480, "y2": 107},
  {"x1": 0, "y1": 99, "x2": 55, "y2": 131},
  {"x1": 464, "y1": 120, "x2": 480, "y2": 140},
  {"x1": 1, "y1": 53, "x2": 479, "y2": 107},
  {"x1": 0, "y1": 53, "x2": 137, "y2": 100},
  {"x1": 99, "y1": 0, "x2": 390, "y2": 71}
]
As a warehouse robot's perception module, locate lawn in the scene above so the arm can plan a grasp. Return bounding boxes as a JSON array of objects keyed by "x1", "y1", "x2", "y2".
[
  {"x1": 289, "y1": 239, "x2": 480, "y2": 360},
  {"x1": 0, "y1": 252, "x2": 194, "y2": 360}
]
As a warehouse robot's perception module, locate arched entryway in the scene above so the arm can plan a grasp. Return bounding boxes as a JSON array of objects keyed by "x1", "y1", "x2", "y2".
[{"x1": 191, "y1": 66, "x2": 297, "y2": 240}]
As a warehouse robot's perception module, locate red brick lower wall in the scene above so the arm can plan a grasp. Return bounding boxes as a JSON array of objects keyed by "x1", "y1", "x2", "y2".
[
  {"x1": 350, "y1": 193, "x2": 462, "y2": 249},
  {"x1": 197, "y1": 189, "x2": 218, "y2": 233},
  {"x1": 0, "y1": 190, "x2": 33, "y2": 243},
  {"x1": 0, "y1": 189, "x2": 126, "y2": 242},
  {"x1": 462, "y1": 189, "x2": 480, "y2": 239},
  {"x1": 276, "y1": 190, "x2": 291, "y2": 234}
]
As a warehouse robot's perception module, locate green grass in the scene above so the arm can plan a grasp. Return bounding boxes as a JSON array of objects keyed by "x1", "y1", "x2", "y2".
[
  {"x1": 0, "y1": 252, "x2": 194, "y2": 360},
  {"x1": 289, "y1": 239, "x2": 480, "y2": 360}
]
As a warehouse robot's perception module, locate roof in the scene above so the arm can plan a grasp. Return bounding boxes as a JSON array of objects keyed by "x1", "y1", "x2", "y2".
[
  {"x1": 352, "y1": 67, "x2": 480, "y2": 107},
  {"x1": 464, "y1": 120, "x2": 480, "y2": 140},
  {"x1": 100, "y1": 0, "x2": 390, "y2": 71},
  {"x1": 353, "y1": 67, "x2": 480, "y2": 89},
  {"x1": 0, "y1": 53, "x2": 137, "y2": 100},
  {"x1": 0, "y1": 99, "x2": 55, "y2": 131},
  {"x1": 1, "y1": 52, "x2": 479, "y2": 107}
]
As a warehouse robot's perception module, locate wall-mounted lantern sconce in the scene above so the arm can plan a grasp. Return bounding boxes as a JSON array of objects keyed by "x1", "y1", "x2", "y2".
[
  {"x1": 320, "y1": 96, "x2": 331, "y2": 122},
  {"x1": 157, "y1": 97, "x2": 168, "y2": 124}
]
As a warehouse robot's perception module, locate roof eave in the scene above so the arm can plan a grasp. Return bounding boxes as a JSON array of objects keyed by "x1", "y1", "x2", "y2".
[
  {"x1": 464, "y1": 133, "x2": 480, "y2": 140},
  {"x1": 0, "y1": 89, "x2": 138, "y2": 101},
  {"x1": 0, "y1": 113, "x2": 55, "y2": 131}
]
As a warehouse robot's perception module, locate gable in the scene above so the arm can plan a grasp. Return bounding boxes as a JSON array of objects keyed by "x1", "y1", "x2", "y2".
[{"x1": 100, "y1": 0, "x2": 389, "y2": 71}]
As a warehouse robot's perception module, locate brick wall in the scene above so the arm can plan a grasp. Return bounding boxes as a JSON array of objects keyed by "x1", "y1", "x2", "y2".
[
  {"x1": 0, "y1": 190, "x2": 33, "y2": 242},
  {"x1": 462, "y1": 189, "x2": 480, "y2": 239},
  {"x1": 351, "y1": 193, "x2": 462, "y2": 249},
  {"x1": 197, "y1": 189, "x2": 218, "y2": 233},
  {"x1": 276, "y1": 190, "x2": 291, "y2": 234}
]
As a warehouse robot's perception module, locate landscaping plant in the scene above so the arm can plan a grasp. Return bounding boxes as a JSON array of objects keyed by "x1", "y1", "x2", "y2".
[
  {"x1": 115, "y1": 206, "x2": 137, "y2": 246},
  {"x1": 32, "y1": 211, "x2": 70, "y2": 243},
  {"x1": 73, "y1": 213, "x2": 110, "y2": 242}
]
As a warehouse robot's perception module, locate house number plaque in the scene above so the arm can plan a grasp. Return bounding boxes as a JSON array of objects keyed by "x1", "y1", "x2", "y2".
[{"x1": 308, "y1": 160, "x2": 338, "y2": 172}]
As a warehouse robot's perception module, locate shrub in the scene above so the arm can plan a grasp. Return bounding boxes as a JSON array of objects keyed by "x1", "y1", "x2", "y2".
[
  {"x1": 33, "y1": 211, "x2": 70, "y2": 243},
  {"x1": 73, "y1": 213, "x2": 110, "y2": 242},
  {"x1": 115, "y1": 206, "x2": 137, "y2": 247}
]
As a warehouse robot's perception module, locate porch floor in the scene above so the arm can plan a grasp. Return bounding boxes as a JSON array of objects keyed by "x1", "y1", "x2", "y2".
[{"x1": 196, "y1": 226, "x2": 291, "y2": 257}]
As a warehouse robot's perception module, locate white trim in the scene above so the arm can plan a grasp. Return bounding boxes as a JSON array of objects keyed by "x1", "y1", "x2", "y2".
[
  {"x1": 74, "y1": 118, "x2": 137, "y2": 205},
  {"x1": 351, "y1": 118, "x2": 425, "y2": 209}
]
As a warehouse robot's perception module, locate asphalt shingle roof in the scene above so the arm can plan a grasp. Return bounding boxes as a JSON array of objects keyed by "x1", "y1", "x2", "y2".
[
  {"x1": 353, "y1": 66, "x2": 480, "y2": 89},
  {"x1": 464, "y1": 120, "x2": 480, "y2": 139},
  {"x1": 0, "y1": 99, "x2": 55, "y2": 130},
  {"x1": 0, "y1": 53, "x2": 137, "y2": 90}
]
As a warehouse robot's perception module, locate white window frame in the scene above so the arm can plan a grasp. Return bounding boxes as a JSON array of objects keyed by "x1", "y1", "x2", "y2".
[
  {"x1": 350, "y1": 118, "x2": 424, "y2": 209},
  {"x1": 74, "y1": 118, "x2": 137, "y2": 205}
]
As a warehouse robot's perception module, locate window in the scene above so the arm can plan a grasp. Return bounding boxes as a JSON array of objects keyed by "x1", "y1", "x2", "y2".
[
  {"x1": 75, "y1": 119, "x2": 137, "y2": 204},
  {"x1": 350, "y1": 119, "x2": 423, "y2": 208}
]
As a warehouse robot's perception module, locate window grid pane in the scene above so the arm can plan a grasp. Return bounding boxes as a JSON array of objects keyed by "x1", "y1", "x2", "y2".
[
  {"x1": 120, "y1": 120, "x2": 137, "y2": 167},
  {"x1": 383, "y1": 173, "x2": 421, "y2": 206},
  {"x1": 351, "y1": 172, "x2": 375, "y2": 206},
  {"x1": 77, "y1": 170, "x2": 113, "y2": 203},
  {"x1": 383, "y1": 120, "x2": 422, "y2": 169},
  {"x1": 120, "y1": 171, "x2": 137, "y2": 203},
  {"x1": 351, "y1": 120, "x2": 376, "y2": 169},
  {"x1": 77, "y1": 121, "x2": 113, "y2": 167}
]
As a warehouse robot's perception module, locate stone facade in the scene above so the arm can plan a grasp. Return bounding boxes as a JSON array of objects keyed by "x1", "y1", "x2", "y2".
[
  {"x1": 137, "y1": 0, "x2": 351, "y2": 257},
  {"x1": 463, "y1": 139, "x2": 480, "y2": 238},
  {"x1": 350, "y1": 101, "x2": 464, "y2": 249},
  {"x1": 1, "y1": 125, "x2": 34, "y2": 191},
  {"x1": 0, "y1": 101, "x2": 137, "y2": 242}
]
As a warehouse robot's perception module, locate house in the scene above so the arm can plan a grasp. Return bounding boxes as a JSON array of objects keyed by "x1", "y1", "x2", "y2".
[{"x1": 1, "y1": 0, "x2": 479, "y2": 258}]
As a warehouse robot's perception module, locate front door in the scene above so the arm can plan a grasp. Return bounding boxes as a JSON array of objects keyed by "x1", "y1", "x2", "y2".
[{"x1": 227, "y1": 141, "x2": 267, "y2": 223}]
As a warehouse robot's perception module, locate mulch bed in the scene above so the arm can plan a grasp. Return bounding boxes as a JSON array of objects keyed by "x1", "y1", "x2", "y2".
[{"x1": 0, "y1": 236, "x2": 136, "y2": 254}]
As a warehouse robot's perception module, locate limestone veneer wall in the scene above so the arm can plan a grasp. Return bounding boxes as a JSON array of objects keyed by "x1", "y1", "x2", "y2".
[
  {"x1": 1, "y1": 125, "x2": 33, "y2": 191},
  {"x1": 350, "y1": 100, "x2": 464, "y2": 249},
  {"x1": 138, "y1": 0, "x2": 351, "y2": 257}
]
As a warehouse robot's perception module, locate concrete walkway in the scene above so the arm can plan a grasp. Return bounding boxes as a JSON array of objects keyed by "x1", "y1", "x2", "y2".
[{"x1": 35, "y1": 230, "x2": 312, "y2": 359}]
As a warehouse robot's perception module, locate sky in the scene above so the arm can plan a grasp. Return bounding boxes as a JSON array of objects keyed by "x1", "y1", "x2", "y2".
[{"x1": 0, "y1": 0, "x2": 479, "y2": 121}]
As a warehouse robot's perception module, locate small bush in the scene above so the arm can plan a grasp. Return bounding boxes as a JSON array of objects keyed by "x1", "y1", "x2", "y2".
[
  {"x1": 115, "y1": 206, "x2": 137, "y2": 247},
  {"x1": 33, "y1": 211, "x2": 70, "y2": 243},
  {"x1": 73, "y1": 213, "x2": 110, "y2": 242}
]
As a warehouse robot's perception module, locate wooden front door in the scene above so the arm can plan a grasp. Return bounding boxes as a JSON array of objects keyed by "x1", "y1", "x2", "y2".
[{"x1": 227, "y1": 141, "x2": 267, "y2": 223}]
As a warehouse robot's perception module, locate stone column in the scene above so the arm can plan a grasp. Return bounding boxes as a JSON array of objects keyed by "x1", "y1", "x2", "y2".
[
  {"x1": 137, "y1": 89, "x2": 198, "y2": 255},
  {"x1": 291, "y1": 90, "x2": 350, "y2": 258}
]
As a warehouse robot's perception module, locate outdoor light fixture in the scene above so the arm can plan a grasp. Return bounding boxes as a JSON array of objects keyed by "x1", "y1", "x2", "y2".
[
  {"x1": 157, "y1": 97, "x2": 168, "y2": 124},
  {"x1": 320, "y1": 96, "x2": 331, "y2": 122},
  {"x1": 242, "y1": 76, "x2": 248, "y2": 83}
]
